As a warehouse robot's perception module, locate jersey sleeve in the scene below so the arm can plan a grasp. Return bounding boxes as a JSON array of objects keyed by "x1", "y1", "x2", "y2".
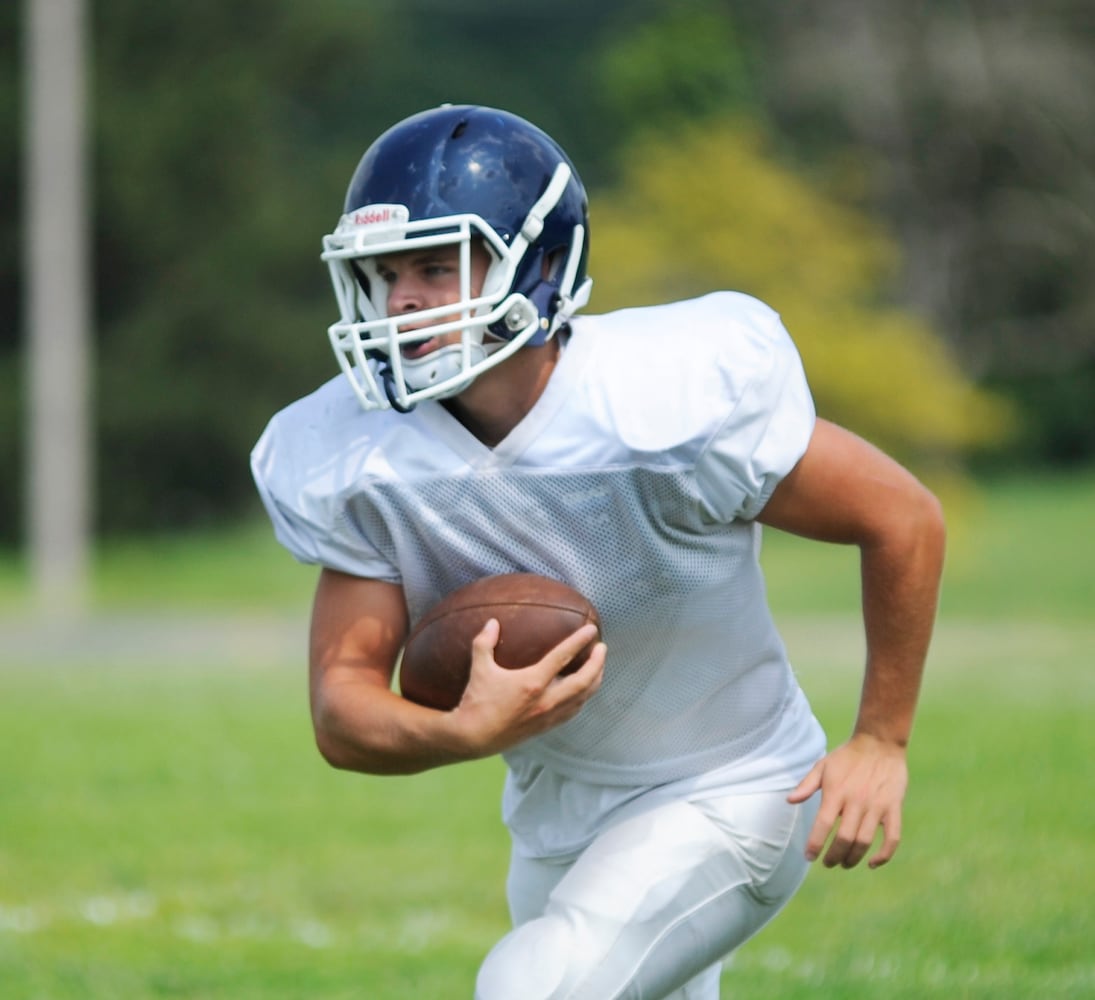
[
  {"x1": 695, "y1": 298, "x2": 816, "y2": 522},
  {"x1": 250, "y1": 406, "x2": 401, "y2": 583}
]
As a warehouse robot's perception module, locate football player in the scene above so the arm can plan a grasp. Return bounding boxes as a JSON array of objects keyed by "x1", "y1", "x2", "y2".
[{"x1": 251, "y1": 104, "x2": 945, "y2": 999}]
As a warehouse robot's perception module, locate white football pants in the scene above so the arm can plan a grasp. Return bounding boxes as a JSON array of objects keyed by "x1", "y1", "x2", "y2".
[{"x1": 475, "y1": 787, "x2": 818, "y2": 1000}]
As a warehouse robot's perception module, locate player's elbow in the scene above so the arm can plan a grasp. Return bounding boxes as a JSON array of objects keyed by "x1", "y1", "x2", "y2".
[
  {"x1": 310, "y1": 688, "x2": 436, "y2": 777},
  {"x1": 312, "y1": 718, "x2": 392, "y2": 774},
  {"x1": 309, "y1": 692, "x2": 359, "y2": 772},
  {"x1": 880, "y1": 480, "x2": 947, "y2": 571},
  {"x1": 313, "y1": 725, "x2": 350, "y2": 771},
  {"x1": 912, "y1": 483, "x2": 946, "y2": 559},
  {"x1": 312, "y1": 719, "x2": 354, "y2": 772}
]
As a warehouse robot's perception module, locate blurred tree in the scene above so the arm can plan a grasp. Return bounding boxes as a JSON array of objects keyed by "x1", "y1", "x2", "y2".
[
  {"x1": 4, "y1": 0, "x2": 1086, "y2": 546},
  {"x1": 3, "y1": 0, "x2": 668, "y2": 541},
  {"x1": 589, "y1": 121, "x2": 1010, "y2": 477},
  {"x1": 745, "y1": 1, "x2": 1095, "y2": 465},
  {"x1": 597, "y1": 3, "x2": 755, "y2": 130},
  {"x1": 90, "y1": 1, "x2": 378, "y2": 531},
  {"x1": 89, "y1": 3, "x2": 351, "y2": 531},
  {"x1": 387, "y1": 0, "x2": 660, "y2": 187}
]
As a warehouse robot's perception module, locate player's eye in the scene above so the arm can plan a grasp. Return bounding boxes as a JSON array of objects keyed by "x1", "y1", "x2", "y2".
[{"x1": 422, "y1": 261, "x2": 455, "y2": 279}]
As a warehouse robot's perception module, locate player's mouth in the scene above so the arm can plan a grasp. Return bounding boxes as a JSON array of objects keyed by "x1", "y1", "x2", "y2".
[{"x1": 400, "y1": 336, "x2": 438, "y2": 361}]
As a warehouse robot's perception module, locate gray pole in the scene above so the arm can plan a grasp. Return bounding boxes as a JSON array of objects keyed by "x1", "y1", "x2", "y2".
[{"x1": 25, "y1": 0, "x2": 92, "y2": 615}]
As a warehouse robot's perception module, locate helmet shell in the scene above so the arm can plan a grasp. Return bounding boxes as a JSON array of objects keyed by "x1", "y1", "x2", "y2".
[{"x1": 343, "y1": 105, "x2": 590, "y2": 321}]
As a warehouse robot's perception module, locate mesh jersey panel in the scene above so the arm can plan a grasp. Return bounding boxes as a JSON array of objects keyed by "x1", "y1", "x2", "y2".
[{"x1": 346, "y1": 463, "x2": 792, "y2": 785}]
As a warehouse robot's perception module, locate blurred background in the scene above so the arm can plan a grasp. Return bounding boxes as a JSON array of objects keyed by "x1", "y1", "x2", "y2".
[
  {"x1": 3, "y1": 0, "x2": 1092, "y2": 607},
  {"x1": 3, "y1": 4, "x2": 1094, "y2": 996}
]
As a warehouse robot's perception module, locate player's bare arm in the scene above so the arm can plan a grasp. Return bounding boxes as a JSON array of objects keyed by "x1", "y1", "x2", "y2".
[
  {"x1": 308, "y1": 569, "x2": 605, "y2": 775},
  {"x1": 757, "y1": 418, "x2": 946, "y2": 869}
]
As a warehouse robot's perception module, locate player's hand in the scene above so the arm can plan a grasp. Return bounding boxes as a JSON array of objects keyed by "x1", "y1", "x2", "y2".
[
  {"x1": 448, "y1": 619, "x2": 606, "y2": 757},
  {"x1": 787, "y1": 733, "x2": 909, "y2": 870}
]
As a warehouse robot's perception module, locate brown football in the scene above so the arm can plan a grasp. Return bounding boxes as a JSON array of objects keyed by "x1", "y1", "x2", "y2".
[{"x1": 399, "y1": 573, "x2": 601, "y2": 711}]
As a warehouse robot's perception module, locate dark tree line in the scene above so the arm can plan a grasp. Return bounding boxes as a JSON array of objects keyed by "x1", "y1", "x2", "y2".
[{"x1": 2, "y1": 0, "x2": 1091, "y2": 543}]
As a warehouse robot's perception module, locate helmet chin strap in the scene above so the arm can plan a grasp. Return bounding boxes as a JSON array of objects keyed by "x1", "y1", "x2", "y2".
[
  {"x1": 382, "y1": 341, "x2": 489, "y2": 411},
  {"x1": 381, "y1": 372, "x2": 414, "y2": 412},
  {"x1": 376, "y1": 305, "x2": 539, "y2": 411},
  {"x1": 404, "y1": 341, "x2": 487, "y2": 392}
]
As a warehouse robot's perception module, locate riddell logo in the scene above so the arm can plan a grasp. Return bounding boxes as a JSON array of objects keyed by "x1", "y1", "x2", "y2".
[
  {"x1": 335, "y1": 203, "x2": 408, "y2": 239},
  {"x1": 353, "y1": 208, "x2": 391, "y2": 225},
  {"x1": 348, "y1": 204, "x2": 408, "y2": 228}
]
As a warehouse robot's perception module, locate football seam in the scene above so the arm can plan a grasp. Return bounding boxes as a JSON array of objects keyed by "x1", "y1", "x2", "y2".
[{"x1": 414, "y1": 602, "x2": 596, "y2": 631}]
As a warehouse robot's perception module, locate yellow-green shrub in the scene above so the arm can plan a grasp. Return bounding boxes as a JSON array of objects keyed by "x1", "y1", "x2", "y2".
[{"x1": 588, "y1": 121, "x2": 1010, "y2": 474}]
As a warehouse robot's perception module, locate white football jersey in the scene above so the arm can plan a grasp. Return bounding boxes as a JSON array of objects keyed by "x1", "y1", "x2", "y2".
[{"x1": 252, "y1": 292, "x2": 826, "y2": 839}]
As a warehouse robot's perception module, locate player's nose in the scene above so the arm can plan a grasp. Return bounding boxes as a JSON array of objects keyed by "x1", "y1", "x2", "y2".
[{"x1": 387, "y1": 274, "x2": 424, "y2": 315}]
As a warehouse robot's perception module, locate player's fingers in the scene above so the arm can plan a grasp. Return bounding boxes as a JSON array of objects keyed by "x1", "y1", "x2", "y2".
[
  {"x1": 868, "y1": 808, "x2": 903, "y2": 869},
  {"x1": 555, "y1": 640, "x2": 606, "y2": 691},
  {"x1": 803, "y1": 795, "x2": 841, "y2": 863},
  {"x1": 541, "y1": 623, "x2": 601, "y2": 675},
  {"x1": 470, "y1": 617, "x2": 502, "y2": 660},
  {"x1": 535, "y1": 642, "x2": 605, "y2": 722},
  {"x1": 787, "y1": 763, "x2": 823, "y2": 804},
  {"x1": 838, "y1": 807, "x2": 885, "y2": 869},
  {"x1": 821, "y1": 803, "x2": 866, "y2": 869}
]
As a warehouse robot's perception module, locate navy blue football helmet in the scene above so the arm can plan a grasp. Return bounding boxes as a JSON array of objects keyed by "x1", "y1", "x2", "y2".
[{"x1": 321, "y1": 105, "x2": 592, "y2": 411}]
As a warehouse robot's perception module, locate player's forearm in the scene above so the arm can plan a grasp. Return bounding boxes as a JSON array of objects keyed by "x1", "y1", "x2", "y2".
[
  {"x1": 311, "y1": 679, "x2": 479, "y2": 776},
  {"x1": 853, "y1": 489, "x2": 946, "y2": 747}
]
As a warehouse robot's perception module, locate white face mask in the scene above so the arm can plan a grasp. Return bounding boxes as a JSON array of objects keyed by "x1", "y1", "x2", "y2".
[{"x1": 321, "y1": 165, "x2": 591, "y2": 412}]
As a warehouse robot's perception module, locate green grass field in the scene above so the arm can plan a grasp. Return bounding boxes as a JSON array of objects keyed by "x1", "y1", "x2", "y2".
[{"x1": 1, "y1": 470, "x2": 1093, "y2": 998}]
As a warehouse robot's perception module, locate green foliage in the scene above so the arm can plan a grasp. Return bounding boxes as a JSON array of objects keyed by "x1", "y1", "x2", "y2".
[
  {"x1": 589, "y1": 121, "x2": 1012, "y2": 474},
  {"x1": 4, "y1": 1, "x2": 1090, "y2": 546},
  {"x1": 598, "y1": 3, "x2": 755, "y2": 127},
  {"x1": 746, "y1": 4, "x2": 1095, "y2": 464},
  {"x1": 981, "y1": 362, "x2": 1095, "y2": 467},
  {"x1": 1, "y1": 0, "x2": 687, "y2": 542},
  {"x1": 89, "y1": 1, "x2": 377, "y2": 535}
]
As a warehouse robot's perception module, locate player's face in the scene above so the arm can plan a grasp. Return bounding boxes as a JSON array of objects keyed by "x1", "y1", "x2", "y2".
[{"x1": 375, "y1": 242, "x2": 492, "y2": 360}]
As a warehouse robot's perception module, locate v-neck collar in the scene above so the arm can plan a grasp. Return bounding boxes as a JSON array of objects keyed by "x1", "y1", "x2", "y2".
[{"x1": 415, "y1": 326, "x2": 593, "y2": 470}]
